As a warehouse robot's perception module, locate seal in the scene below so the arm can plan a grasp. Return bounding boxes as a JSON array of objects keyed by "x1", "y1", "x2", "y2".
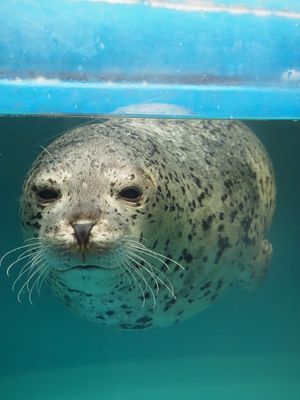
[{"x1": 5, "y1": 119, "x2": 276, "y2": 330}]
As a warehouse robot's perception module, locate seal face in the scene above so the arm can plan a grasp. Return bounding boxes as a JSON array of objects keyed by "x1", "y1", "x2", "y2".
[{"x1": 13, "y1": 119, "x2": 276, "y2": 329}]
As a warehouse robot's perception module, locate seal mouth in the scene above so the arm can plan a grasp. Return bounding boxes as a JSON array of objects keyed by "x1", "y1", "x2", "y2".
[
  {"x1": 58, "y1": 264, "x2": 112, "y2": 272},
  {"x1": 72, "y1": 265, "x2": 103, "y2": 270}
]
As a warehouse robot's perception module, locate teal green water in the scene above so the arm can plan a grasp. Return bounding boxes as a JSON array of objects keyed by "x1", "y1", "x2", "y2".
[{"x1": 0, "y1": 118, "x2": 299, "y2": 399}]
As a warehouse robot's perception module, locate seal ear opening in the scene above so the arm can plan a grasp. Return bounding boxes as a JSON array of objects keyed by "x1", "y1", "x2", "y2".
[{"x1": 239, "y1": 239, "x2": 272, "y2": 289}]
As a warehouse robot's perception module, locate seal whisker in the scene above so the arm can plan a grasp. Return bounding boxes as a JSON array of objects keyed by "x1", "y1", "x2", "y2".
[
  {"x1": 125, "y1": 251, "x2": 159, "y2": 293},
  {"x1": 16, "y1": 245, "x2": 44, "y2": 261},
  {"x1": 125, "y1": 255, "x2": 158, "y2": 308},
  {"x1": 28, "y1": 266, "x2": 44, "y2": 304},
  {"x1": 125, "y1": 260, "x2": 157, "y2": 309},
  {"x1": 126, "y1": 250, "x2": 175, "y2": 294},
  {"x1": 6, "y1": 253, "x2": 36, "y2": 278},
  {"x1": 39, "y1": 145, "x2": 61, "y2": 168},
  {"x1": 16, "y1": 249, "x2": 45, "y2": 277},
  {"x1": 126, "y1": 242, "x2": 171, "y2": 271},
  {"x1": 17, "y1": 267, "x2": 40, "y2": 304},
  {"x1": 6, "y1": 245, "x2": 45, "y2": 277},
  {"x1": 29, "y1": 263, "x2": 50, "y2": 304},
  {"x1": 12, "y1": 251, "x2": 45, "y2": 292},
  {"x1": 115, "y1": 250, "x2": 135, "y2": 293},
  {"x1": 25, "y1": 252, "x2": 47, "y2": 291},
  {"x1": 127, "y1": 250, "x2": 176, "y2": 299},
  {"x1": 123, "y1": 235, "x2": 149, "y2": 244},
  {"x1": 0, "y1": 242, "x2": 43, "y2": 267},
  {"x1": 37, "y1": 264, "x2": 51, "y2": 297},
  {"x1": 120, "y1": 266, "x2": 134, "y2": 293},
  {"x1": 125, "y1": 240, "x2": 185, "y2": 271},
  {"x1": 123, "y1": 262, "x2": 146, "y2": 308},
  {"x1": 17, "y1": 257, "x2": 48, "y2": 305},
  {"x1": 127, "y1": 242, "x2": 174, "y2": 272},
  {"x1": 24, "y1": 265, "x2": 45, "y2": 305},
  {"x1": 12, "y1": 257, "x2": 40, "y2": 289}
]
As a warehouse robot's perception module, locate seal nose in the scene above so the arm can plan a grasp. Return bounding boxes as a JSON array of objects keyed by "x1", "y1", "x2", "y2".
[{"x1": 72, "y1": 222, "x2": 95, "y2": 247}]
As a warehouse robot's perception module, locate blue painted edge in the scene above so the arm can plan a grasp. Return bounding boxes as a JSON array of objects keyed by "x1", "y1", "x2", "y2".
[{"x1": 0, "y1": 80, "x2": 299, "y2": 119}]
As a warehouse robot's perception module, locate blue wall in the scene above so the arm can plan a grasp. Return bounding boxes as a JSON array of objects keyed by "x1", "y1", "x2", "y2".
[{"x1": 0, "y1": 1, "x2": 299, "y2": 117}]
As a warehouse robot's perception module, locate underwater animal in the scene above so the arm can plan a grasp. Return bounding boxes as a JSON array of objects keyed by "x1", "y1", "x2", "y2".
[{"x1": 3, "y1": 119, "x2": 276, "y2": 330}]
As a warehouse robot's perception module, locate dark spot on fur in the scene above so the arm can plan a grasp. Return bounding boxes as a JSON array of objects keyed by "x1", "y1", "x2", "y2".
[
  {"x1": 182, "y1": 248, "x2": 193, "y2": 263},
  {"x1": 218, "y1": 224, "x2": 224, "y2": 232},
  {"x1": 202, "y1": 215, "x2": 213, "y2": 231},
  {"x1": 200, "y1": 281, "x2": 212, "y2": 290},
  {"x1": 215, "y1": 235, "x2": 231, "y2": 264},
  {"x1": 136, "y1": 316, "x2": 152, "y2": 325}
]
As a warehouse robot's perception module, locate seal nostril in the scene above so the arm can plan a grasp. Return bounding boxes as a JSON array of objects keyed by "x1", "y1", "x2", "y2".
[{"x1": 72, "y1": 222, "x2": 95, "y2": 246}]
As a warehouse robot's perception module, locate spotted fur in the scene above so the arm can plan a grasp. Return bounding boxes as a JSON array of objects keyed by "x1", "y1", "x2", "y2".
[{"x1": 20, "y1": 119, "x2": 276, "y2": 330}]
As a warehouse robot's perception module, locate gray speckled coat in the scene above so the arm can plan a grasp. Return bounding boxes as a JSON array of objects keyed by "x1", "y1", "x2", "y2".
[{"x1": 20, "y1": 119, "x2": 275, "y2": 329}]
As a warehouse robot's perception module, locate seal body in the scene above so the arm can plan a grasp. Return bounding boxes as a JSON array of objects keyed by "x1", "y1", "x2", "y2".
[{"x1": 20, "y1": 119, "x2": 275, "y2": 329}]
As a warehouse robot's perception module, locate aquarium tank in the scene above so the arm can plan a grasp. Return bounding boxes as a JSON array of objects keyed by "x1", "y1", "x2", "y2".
[{"x1": 0, "y1": 0, "x2": 299, "y2": 399}]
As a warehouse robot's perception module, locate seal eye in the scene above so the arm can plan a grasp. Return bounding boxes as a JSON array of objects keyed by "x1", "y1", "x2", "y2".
[
  {"x1": 36, "y1": 188, "x2": 61, "y2": 204},
  {"x1": 119, "y1": 186, "x2": 142, "y2": 203}
]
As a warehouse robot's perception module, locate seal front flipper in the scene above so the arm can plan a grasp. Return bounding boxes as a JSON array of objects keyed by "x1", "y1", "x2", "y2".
[{"x1": 239, "y1": 239, "x2": 272, "y2": 289}]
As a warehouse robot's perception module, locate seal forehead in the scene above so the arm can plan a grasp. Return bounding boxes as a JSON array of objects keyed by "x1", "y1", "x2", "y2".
[
  {"x1": 27, "y1": 122, "x2": 164, "y2": 191},
  {"x1": 47, "y1": 120, "x2": 169, "y2": 163},
  {"x1": 29, "y1": 156, "x2": 153, "y2": 192}
]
